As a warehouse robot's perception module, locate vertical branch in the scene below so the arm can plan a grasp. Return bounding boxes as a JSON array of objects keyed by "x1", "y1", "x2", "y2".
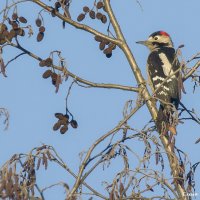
[{"x1": 103, "y1": 0, "x2": 187, "y2": 199}]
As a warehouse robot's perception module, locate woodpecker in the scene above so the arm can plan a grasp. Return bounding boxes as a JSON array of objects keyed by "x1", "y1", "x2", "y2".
[{"x1": 137, "y1": 31, "x2": 182, "y2": 134}]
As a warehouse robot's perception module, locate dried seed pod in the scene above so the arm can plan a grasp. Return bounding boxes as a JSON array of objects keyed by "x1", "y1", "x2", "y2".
[
  {"x1": 109, "y1": 43, "x2": 116, "y2": 50},
  {"x1": 2, "y1": 30, "x2": 9, "y2": 38},
  {"x1": 45, "y1": 57, "x2": 53, "y2": 67},
  {"x1": 17, "y1": 28, "x2": 25, "y2": 36},
  {"x1": 51, "y1": 9, "x2": 56, "y2": 17},
  {"x1": 12, "y1": 13, "x2": 18, "y2": 20},
  {"x1": 37, "y1": 32, "x2": 44, "y2": 42},
  {"x1": 101, "y1": 15, "x2": 107, "y2": 23},
  {"x1": 55, "y1": 1, "x2": 61, "y2": 11},
  {"x1": 77, "y1": 13, "x2": 85, "y2": 22},
  {"x1": 94, "y1": 35, "x2": 103, "y2": 42},
  {"x1": 89, "y1": 10, "x2": 95, "y2": 19},
  {"x1": 96, "y1": 12, "x2": 103, "y2": 20},
  {"x1": 42, "y1": 70, "x2": 52, "y2": 79},
  {"x1": 35, "y1": 18, "x2": 42, "y2": 27},
  {"x1": 0, "y1": 39, "x2": 6, "y2": 45},
  {"x1": 53, "y1": 122, "x2": 61, "y2": 131},
  {"x1": 103, "y1": 39, "x2": 110, "y2": 45},
  {"x1": 9, "y1": 29, "x2": 17, "y2": 38},
  {"x1": 99, "y1": 41, "x2": 106, "y2": 50},
  {"x1": 39, "y1": 60, "x2": 46, "y2": 67},
  {"x1": 59, "y1": 119, "x2": 68, "y2": 126},
  {"x1": 65, "y1": 114, "x2": 70, "y2": 120},
  {"x1": 55, "y1": 113, "x2": 65, "y2": 120},
  {"x1": 70, "y1": 120, "x2": 78, "y2": 129},
  {"x1": 103, "y1": 47, "x2": 112, "y2": 55},
  {"x1": 60, "y1": 125, "x2": 68, "y2": 134},
  {"x1": 0, "y1": 24, "x2": 8, "y2": 32},
  {"x1": 12, "y1": 22, "x2": 18, "y2": 30},
  {"x1": 83, "y1": 6, "x2": 90, "y2": 13},
  {"x1": 39, "y1": 26, "x2": 45, "y2": 33},
  {"x1": 106, "y1": 53, "x2": 112, "y2": 58},
  {"x1": 97, "y1": 1, "x2": 104, "y2": 9},
  {"x1": 19, "y1": 16, "x2": 27, "y2": 23}
]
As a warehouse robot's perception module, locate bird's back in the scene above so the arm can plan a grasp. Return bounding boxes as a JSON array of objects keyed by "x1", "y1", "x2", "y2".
[{"x1": 147, "y1": 47, "x2": 181, "y2": 108}]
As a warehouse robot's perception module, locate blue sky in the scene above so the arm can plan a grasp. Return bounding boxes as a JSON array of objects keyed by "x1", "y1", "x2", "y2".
[{"x1": 0, "y1": 0, "x2": 200, "y2": 199}]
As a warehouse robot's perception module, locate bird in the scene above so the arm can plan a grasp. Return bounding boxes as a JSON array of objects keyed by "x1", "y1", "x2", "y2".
[{"x1": 136, "y1": 31, "x2": 183, "y2": 134}]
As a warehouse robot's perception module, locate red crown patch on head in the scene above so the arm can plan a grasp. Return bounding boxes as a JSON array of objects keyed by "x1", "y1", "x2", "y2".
[{"x1": 159, "y1": 31, "x2": 170, "y2": 37}]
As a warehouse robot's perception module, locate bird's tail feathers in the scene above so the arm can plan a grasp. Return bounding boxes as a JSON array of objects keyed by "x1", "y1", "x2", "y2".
[{"x1": 156, "y1": 105, "x2": 178, "y2": 135}]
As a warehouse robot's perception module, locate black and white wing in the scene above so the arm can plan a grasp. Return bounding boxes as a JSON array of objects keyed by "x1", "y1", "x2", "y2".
[{"x1": 147, "y1": 47, "x2": 181, "y2": 107}]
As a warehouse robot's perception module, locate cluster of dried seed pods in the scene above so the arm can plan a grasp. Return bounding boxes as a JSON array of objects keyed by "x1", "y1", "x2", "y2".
[
  {"x1": 39, "y1": 57, "x2": 53, "y2": 67},
  {"x1": 77, "y1": 1, "x2": 107, "y2": 24},
  {"x1": 35, "y1": 17, "x2": 45, "y2": 42},
  {"x1": 39, "y1": 57, "x2": 62, "y2": 92},
  {"x1": 94, "y1": 35, "x2": 116, "y2": 58},
  {"x1": 0, "y1": 13, "x2": 28, "y2": 45},
  {"x1": 42, "y1": 69, "x2": 60, "y2": 86},
  {"x1": 53, "y1": 113, "x2": 78, "y2": 134}
]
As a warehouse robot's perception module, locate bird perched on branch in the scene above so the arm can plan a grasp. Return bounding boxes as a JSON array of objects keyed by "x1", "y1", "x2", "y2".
[{"x1": 137, "y1": 31, "x2": 183, "y2": 134}]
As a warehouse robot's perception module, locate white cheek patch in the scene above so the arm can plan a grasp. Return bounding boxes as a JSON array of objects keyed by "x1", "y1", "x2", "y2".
[{"x1": 159, "y1": 53, "x2": 175, "y2": 78}]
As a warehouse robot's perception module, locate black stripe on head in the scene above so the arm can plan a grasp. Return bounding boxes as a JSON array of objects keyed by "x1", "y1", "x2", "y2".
[
  {"x1": 149, "y1": 31, "x2": 170, "y2": 38},
  {"x1": 152, "y1": 42, "x2": 170, "y2": 47}
]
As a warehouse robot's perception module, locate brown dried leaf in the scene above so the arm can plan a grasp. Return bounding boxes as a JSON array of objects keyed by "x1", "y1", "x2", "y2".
[
  {"x1": 42, "y1": 153, "x2": 48, "y2": 170},
  {"x1": 55, "y1": 74, "x2": 62, "y2": 93},
  {"x1": 46, "y1": 150, "x2": 52, "y2": 160},
  {"x1": 109, "y1": 190, "x2": 115, "y2": 200},
  {"x1": 119, "y1": 182, "x2": 125, "y2": 196},
  {"x1": 0, "y1": 57, "x2": 7, "y2": 77},
  {"x1": 168, "y1": 126, "x2": 177, "y2": 135},
  {"x1": 155, "y1": 152, "x2": 159, "y2": 165},
  {"x1": 36, "y1": 157, "x2": 41, "y2": 170},
  {"x1": 8, "y1": 168, "x2": 12, "y2": 179}
]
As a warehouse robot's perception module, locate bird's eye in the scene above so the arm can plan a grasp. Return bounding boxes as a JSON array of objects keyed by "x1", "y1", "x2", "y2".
[{"x1": 154, "y1": 36, "x2": 159, "y2": 40}]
